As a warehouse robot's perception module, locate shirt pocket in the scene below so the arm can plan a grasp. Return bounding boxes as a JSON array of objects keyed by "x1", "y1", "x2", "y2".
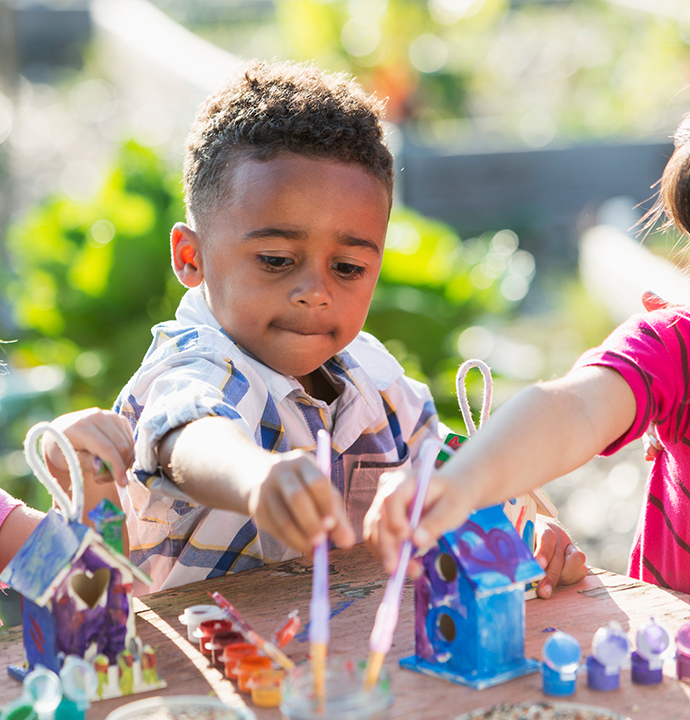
[{"x1": 347, "y1": 445, "x2": 411, "y2": 542}]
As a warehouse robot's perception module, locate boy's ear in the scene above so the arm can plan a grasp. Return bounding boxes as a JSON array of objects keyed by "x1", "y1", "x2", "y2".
[{"x1": 171, "y1": 222, "x2": 203, "y2": 288}]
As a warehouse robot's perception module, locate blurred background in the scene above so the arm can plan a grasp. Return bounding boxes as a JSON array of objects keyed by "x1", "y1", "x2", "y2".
[{"x1": 1, "y1": 0, "x2": 690, "y2": 616}]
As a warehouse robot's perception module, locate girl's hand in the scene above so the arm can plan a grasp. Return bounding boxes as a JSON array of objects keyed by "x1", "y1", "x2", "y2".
[
  {"x1": 363, "y1": 468, "x2": 473, "y2": 578},
  {"x1": 44, "y1": 408, "x2": 134, "y2": 488},
  {"x1": 533, "y1": 517, "x2": 587, "y2": 599},
  {"x1": 248, "y1": 450, "x2": 355, "y2": 555}
]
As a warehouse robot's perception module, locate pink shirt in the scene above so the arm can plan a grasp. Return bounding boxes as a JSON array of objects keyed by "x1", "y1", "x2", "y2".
[
  {"x1": 574, "y1": 307, "x2": 690, "y2": 593},
  {"x1": 0, "y1": 488, "x2": 21, "y2": 530}
]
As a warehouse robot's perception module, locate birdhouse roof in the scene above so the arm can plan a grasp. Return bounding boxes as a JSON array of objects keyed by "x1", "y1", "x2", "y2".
[
  {"x1": 0, "y1": 509, "x2": 149, "y2": 605},
  {"x1": 441, "y1": 504, "x2": 544, "y2": 599}
]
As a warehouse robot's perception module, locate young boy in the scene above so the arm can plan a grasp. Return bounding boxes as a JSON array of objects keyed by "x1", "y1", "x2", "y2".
[
  {"x1": 115, "y1": 59, "x2": 582, "y2": 594},
  {"x1": 114, "y1": 60, "x2": 440, "y2": 592}
]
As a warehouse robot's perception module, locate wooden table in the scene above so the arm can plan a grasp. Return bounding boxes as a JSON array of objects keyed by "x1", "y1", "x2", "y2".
[{"x1": 2, "y1": 543, "x2": 690, "y2": 718}]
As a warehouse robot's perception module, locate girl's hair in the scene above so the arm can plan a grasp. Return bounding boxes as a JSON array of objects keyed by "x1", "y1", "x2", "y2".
[
  {"x1": 644, "y1": 114, "x2": 690, "y2": 236},
  {"x1": 183, "y1": 59, "x2": 394, "y2": 232}
]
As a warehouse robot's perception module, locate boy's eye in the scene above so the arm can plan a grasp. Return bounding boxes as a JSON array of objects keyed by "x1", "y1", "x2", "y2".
[
  {"x1": 333, "y1": 262, "x2": 365, "y2": 279},
  {"x1": 258, "y1": 255, "x2": 293, "y2": 270}
]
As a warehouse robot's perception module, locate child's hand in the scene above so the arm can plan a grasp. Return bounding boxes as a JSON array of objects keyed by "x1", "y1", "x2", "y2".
[
  {"x1": 248, "y1": 450, "x2": 355, "y2": 555},
  {"x1": 44, "y1": 408, "x2": 134, "y2": 488},
  {"x1": 363, "y1": 468, "x2": 473, "y2": 578},
  {"x1": 533, "y1": 517, "x2": 587, "y2": 599}
]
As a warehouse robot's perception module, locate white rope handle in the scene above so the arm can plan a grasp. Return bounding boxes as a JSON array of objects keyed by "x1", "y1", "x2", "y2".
[
  {"x1": 24, "y1": 422, "x2": 84, "y2": 523},
  {"x1": 455, "y1": 359, "x2": 493, "y2": 437}
]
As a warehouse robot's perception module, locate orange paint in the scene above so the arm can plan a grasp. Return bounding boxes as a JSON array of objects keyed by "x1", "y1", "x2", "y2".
[
  {"x1": 219, "y1": 642, "x2": 258, "y2": 679},
  {"x1": 237, "y1": 655, "x2": 272, "y2": 693}
]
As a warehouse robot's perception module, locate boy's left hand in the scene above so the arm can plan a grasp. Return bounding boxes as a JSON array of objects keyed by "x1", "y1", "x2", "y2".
[
  {"x1": 533, "y1": 517, "x2": 587, "y2": 598},
  {"x1": 43, "y1": 408, "x2": 135, "y2": 489}
]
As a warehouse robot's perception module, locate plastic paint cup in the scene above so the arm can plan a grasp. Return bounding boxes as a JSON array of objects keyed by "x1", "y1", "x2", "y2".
[
  {"x1": 178, "y1": 604, "x2": 226, "y2": 642},
  {"x1": 220, "y1": 643, "x2": 260, "y2": 679},
  {"x1": 237, "y1": 655, "x2": 273, "y2": 693},
  {"x1": 676, "y1": 620, "x2": 690, "y2": 681},
  {"x1": 280, "y1": 658, "x2": 392, "y2": 720},
  {"x1": 207, "y1": 630, "x2": 245, "y2": 666},
  {"x1": 632, "y1": 617, "x2": 669, "y2": 685},
  {"x1": 587, "y1": 622, "x2": 630, "y2": 691},
  {"x1": 541, "y1": 631, "x2": 582, "y2": 697},
  {"x1": 0, "y1": 700, "x2": 38, "y2": 720},
  {"x1": 195, "y1": 618, "x2": 236, "y2": 657},
  {"x1": 249, "y1": 669, "x2": 285, "y2": 708}
]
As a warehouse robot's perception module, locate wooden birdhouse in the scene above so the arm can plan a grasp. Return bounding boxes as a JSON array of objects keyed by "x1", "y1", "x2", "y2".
[
  {"x1": 0, "y1": 423, "x2": 166, "y2": 700},
  {"x1": 455, "y1": 359, "x2": 558, "y2": 598},
  {"x1": 400, "y1": 503, "x2": 545, "y2": 689}
]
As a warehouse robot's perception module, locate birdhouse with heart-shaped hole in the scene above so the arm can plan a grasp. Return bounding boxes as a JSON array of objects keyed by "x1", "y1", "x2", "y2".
[
  {"x1": 400, "y1": 503, "x2": 545, "y2": 690},
  {"x1": 0, "y1": 423, "x2": 165, "y2": 700}
]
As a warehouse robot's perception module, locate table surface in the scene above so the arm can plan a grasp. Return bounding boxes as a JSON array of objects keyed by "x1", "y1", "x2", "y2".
[{"x1": 2, "y1": 542, "x2": 690, "y2": 719}]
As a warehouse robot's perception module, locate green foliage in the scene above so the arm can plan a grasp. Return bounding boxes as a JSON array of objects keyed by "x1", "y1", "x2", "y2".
[
  {"x1": 1, "y1": 141, "x2": 186, "y2": 411},
  {"x1": 368, "y1": 208, "x2": 533, "y2": 426},
  {"x1": 188, "y1": 0, "x2": 690, "y2": 144}
]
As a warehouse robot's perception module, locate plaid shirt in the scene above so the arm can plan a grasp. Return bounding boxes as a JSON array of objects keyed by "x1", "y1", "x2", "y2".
[{"x1": 115, "y1": 288, "x2": 442, "y2": 592}]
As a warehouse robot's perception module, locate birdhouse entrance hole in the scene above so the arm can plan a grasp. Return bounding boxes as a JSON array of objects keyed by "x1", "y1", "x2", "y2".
[
  {"x1": 437, "y1": 611, "x2": 456, "y2": 643},
  {"x1": 435, "y1": 552, "x2": 458, "y2": 583},
  {"x1": 71, "y1": 567, "x2": 111, "y2": 608}
]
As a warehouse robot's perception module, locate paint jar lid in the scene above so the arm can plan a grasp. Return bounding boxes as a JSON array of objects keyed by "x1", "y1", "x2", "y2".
[
  {"x1": 59, "y1": 656, "x2": 98, "y2": 710},
  {"x1": 23, "y1": 666, "x2": 63, "y2": 717},
  {"x1": 676, "y1": 620, "x2": 690, "y2": 656},
  {"x1": 591, "y1": 622, "x2": 630, "y2": 672},
  {"x1": 542, "y1": 631, "x2": 582, "y2": 674},
  {"x1": 636, "y1": 617, "x2": 670, "y2": 663}
]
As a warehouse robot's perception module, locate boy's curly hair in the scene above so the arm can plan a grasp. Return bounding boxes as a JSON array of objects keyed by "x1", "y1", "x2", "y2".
[{"x1": 183, "y1": 59, "x2": 394, "y2": 230}]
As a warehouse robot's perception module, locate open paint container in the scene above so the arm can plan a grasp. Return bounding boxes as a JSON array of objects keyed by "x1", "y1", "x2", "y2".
[{"x1": 280, "y1": 658, "x2": 391, "y2": 720}]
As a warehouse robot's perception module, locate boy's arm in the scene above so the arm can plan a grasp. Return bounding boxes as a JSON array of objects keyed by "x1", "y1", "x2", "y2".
[
  {"x1": 364, "y1": 364, "x2": 636, "y2": 575},
  {"x1": 158, "y1": 415, "x2": 355, "y2": 553}
]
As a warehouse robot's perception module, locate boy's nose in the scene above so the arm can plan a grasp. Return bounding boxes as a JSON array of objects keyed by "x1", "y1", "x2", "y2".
[{"x1": 291, "y1": 268, "x2": 332, "y2": 307}]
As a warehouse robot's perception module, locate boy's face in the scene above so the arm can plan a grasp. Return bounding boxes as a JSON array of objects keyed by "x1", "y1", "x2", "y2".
[{"x1": 174, "y1": 153, "x2": 390, "y2": 384}]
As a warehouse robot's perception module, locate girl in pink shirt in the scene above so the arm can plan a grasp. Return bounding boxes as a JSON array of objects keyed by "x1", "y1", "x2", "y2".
[{"x1": 364, "y1": 112, "x2": 690, "y2": 596}]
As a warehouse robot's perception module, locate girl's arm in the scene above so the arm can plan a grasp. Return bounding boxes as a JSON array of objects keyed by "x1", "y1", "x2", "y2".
[
  {"x1": 364, "y1": 364, "x2": 636, "y2": 574},
  {"x1": 0, "y1": 504, "x2": 44, "y2": 573}
]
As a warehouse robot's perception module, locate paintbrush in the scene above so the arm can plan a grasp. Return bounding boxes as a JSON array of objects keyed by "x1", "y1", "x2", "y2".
[
  {"x1": 363, "y1": 438, "x2": 442, "y2": 690},
  {"x1": 210, "y1": 591, "x2": 295, "y2": 671},
  {"x1": 310, "y1": 428, "x2": 331, "y2": 710}
]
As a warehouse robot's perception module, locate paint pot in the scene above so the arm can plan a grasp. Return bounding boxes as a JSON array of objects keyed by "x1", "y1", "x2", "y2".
[
  {"x1": 195, "y1": 618, "x2": 236, "y2": 657},
  {"x1": 23, "y1": 665, "x2": 63, "y2": 720},
  {"x1": 586, "y1": 622, "x2": 630, "y2": 691},
  {"x1": 178, "y1": 604, "x2": 225, "y2": 642},
  {"x1": 631, "y1": 617, "x2": 669, "y2": 685},
  {"x1": 56, "y1": 655, "x2": 99, "y2": 720},
  {"x1": 207, "y1": 630, "x2": 245, "y2": 666},
  {"x1": 0, "y1": 700, "x2": 38, "y2": 720},
  {"x1": 220, "y1": 643, "x2": 260, "y2": 679},
  {"x1": 249, "y1": 669, "x2": 285, "y2": 708},
  {"x1": 237, "y1": 655, "x2": 273, "y2": 693},
  {"x1": 541, "y1": 631, "x2": 582, "y2": 697},
  {"x1": 676, "y1": 620, "x2": 690, "y2": 681},
  {"x1": 280, "y1": 658, "x2": 391, "y2": 720}
]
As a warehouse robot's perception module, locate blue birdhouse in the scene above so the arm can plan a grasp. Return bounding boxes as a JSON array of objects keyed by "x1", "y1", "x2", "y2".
[{"x1": 400, "y1": 503, "x2": 544, "y2": 689}]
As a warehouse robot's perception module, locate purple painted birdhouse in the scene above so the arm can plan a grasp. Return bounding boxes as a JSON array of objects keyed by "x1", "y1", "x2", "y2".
[
  {"x1": 0, "y1": 423, "x2": 166, "y2": 700},
  {"x1": 400, "y1": 503, "x2": 544, "y2": 689}
]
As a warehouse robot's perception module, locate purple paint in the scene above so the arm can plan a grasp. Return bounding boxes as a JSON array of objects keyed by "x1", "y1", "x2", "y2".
[{"x1": 456, "y1": 521, "x2": 520, "y2": 582}]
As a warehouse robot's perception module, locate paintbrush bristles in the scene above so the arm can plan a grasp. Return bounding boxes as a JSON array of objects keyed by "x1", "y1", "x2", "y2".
[
  {"x1": 363, "y1": 650, "x2": 385, "y2": 690},
  {"x1": 311, "y1": 642, "x2": 327, "y2": 711}
]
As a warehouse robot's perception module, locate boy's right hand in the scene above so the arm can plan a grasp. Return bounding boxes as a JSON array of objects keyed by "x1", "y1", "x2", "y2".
[{"x1": 248, "y1": 450, "x2": 356, "y2": 555}]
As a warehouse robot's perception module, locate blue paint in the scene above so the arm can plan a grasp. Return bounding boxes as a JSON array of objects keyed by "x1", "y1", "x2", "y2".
[
  {"x1": 401, "y1": 504, "x2": 544, "y2": 689},
  {"x1": 295, "y1": 599, "x2": 354, "y2": 642},
  {"x1": 541, "y1": 631, "x2": 581, "y2": 697}
]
